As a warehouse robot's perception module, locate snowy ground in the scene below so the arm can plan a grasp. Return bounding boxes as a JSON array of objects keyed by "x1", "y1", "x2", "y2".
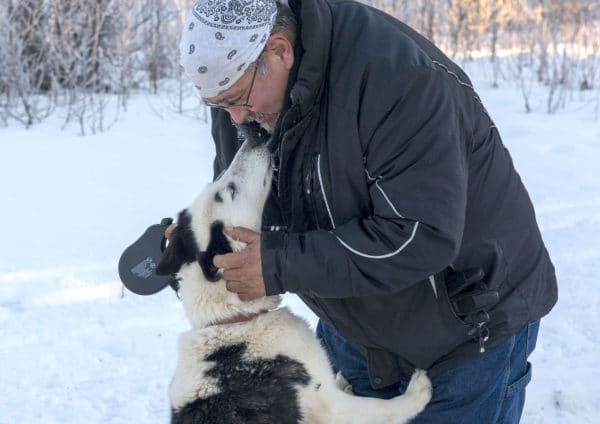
[{"x1": 1, "y1": 74, "x2": 599, "y2": 423}]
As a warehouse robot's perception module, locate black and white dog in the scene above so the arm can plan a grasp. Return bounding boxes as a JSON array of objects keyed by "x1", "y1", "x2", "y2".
[{"x1": 156, "y1": 126, "x2": 431, "y2": 423}]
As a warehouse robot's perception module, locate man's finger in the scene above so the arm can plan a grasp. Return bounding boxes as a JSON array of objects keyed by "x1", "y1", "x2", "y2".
[
  {"x1": 222, "y1": 268, "x2": 246, "y2": 282},
  {"x1": 225, "y1": 226, "x2": 259, "y2": 243},
  {"x1": 165, "y1": 223, "x2": 177, "y2": 240},
  {"x1": 225, "y1": 280, "x2": 245, "y2": 293},
  {"x1": 213, "y1": 251, "x2": 245, "y2": 269},
  {"x1": 238, "y1": 292, "x2": 261, "y2": 302}
]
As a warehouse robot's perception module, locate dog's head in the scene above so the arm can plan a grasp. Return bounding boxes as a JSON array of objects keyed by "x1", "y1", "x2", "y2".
[{"x1": 156, "y1": 131, "x2": 279, "y2": 327}]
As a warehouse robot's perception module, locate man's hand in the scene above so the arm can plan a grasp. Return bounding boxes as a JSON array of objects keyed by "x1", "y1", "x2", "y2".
[{"x1": 213, "y1": 226, "x2": 266, "y2": 301}]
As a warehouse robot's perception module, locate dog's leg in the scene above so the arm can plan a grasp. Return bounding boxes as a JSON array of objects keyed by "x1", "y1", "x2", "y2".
[{"x1": 328, "y1": 369, "x2": 432, "y2": 424}]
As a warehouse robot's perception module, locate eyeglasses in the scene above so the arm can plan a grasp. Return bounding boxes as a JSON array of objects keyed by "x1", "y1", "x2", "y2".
[{"x1": 203, "y1": 65, "x2": 258, "y2": 110}]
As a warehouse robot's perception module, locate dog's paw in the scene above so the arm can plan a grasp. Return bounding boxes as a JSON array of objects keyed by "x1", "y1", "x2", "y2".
[
  {"x1": 335, "y1": 371, "x2": 354, "y2": 394},
  {"x1": 404, "y1": 369, "x2": 432, "y2": 405}
]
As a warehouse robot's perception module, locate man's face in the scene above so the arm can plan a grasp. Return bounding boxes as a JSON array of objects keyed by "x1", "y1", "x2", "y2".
[{"x1": 202, "y1": 35, "x2": 294, "y2": 132}]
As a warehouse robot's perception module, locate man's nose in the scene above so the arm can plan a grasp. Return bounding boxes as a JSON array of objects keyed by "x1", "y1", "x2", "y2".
[{"x1": 227, "y1": 107, "x2": 250, "y2": 124}]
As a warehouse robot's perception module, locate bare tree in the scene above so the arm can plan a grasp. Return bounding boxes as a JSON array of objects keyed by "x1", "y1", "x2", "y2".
[
  {"x1": 0, "y1": 0, "x2": 54, "y2": 127},
  {"x1": 419, "y1": 0, "x2": 437, "y2": 42},
  {"x1": 2, "y1": 0, "x2": 599, "y2": 129}
]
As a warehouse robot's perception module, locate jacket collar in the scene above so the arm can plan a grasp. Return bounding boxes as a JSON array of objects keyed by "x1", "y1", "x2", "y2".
[{"x1": 287, "y1": 0, "x2": 332, "y2": 118}]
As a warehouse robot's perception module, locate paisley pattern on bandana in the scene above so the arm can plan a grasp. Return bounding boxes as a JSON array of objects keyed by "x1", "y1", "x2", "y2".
[
  {"x1": 180, "y1": 0, "x2": 277, "y2": 97},
  {"x1": 192, "y1": 0, "x2": 277, "y2": 30}
]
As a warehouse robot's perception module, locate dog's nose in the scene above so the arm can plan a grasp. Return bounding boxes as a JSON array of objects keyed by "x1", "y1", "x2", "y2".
[{"x1": 235, "y1": 122, "x2": 272, "y2": 148}]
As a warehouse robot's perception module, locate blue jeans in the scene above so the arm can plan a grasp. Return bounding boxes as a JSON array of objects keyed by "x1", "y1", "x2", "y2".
[{"x1": 317, "y1": 319, "x2": 540, "y2": 424}]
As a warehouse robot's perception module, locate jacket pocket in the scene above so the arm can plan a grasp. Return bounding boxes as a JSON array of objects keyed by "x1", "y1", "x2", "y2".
[
  {"x1": 434, "y1": 272, "x2": 477, "y2": 355},
  {"x1": 365, "y1": 279, "x2": 475, "y2": 371},
  {"x1": 308, "y1": 154, "x2": 336, "y2": 231}
]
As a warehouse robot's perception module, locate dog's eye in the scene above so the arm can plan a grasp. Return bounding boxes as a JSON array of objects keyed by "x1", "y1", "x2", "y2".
[
  {"x1": 214, "y1": 192, "x2": 223, "y2": 203},
  {"x1": 227, "y1": 182, "x2": 237, "y2": 200}
]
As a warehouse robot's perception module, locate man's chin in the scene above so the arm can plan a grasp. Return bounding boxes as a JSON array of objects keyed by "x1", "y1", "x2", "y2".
[{"x1": 245, "y1": 112, "x2": 279, "y2": 134}]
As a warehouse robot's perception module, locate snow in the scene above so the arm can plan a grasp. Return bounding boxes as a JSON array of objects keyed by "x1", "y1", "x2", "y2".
[{"x1": 1, "y1": 76, "x2": 599, "y2": 423}]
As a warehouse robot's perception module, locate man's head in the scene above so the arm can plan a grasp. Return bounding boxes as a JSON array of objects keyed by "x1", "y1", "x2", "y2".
[{"x1": 180, "y1": 0, "x2": 296, "y2": 131}]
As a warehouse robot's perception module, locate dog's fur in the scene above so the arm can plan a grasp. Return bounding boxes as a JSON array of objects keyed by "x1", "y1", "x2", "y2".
[{"x1": 156, "y1": 128, "x2": 431, "y2": 423}]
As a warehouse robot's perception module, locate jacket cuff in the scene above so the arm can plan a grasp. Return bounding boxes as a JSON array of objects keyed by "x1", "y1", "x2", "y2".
[{"x1": 261, "y1": 230, "x2": 287, "y2": 296}]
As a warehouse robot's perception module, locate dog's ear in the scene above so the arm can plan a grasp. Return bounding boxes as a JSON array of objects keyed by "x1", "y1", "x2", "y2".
[
  {"x1": 156, "y1": 211, "x2": 197, "y2": 276},
  {"x1": 197, "y1": 221, "x2": 233, "y2": 282},
  {"x1": 156, "y1": 227, "x2": 186, "y2": 275}
]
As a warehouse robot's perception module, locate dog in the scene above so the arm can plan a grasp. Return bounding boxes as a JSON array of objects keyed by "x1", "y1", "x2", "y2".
[{"x1": 156, "y1": 124, "x2": 432, "y2": 423}]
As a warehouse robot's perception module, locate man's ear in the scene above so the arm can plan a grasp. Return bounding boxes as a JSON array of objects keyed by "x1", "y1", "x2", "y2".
[
  {"x1": 266, "y1": 34, "x2": 294, "y2": 70},
  {"x1": 197, "y1": 221, "x2": 233, "y2": 282}
]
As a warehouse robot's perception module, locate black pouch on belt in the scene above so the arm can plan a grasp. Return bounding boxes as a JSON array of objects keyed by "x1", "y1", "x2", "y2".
[{"x1": 445, "y1": 267, "x2": 500, "y2": 352}]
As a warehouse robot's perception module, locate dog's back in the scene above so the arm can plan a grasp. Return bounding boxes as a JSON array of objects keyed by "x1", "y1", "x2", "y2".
[{"x1": 169, "y1": 308, "x2": 430, "y2": 424}]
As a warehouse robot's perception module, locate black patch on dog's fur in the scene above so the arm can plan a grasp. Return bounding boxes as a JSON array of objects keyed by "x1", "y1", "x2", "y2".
[
  {"x1": 197, "y1": 221, "x2": 232, "y2": 282},
  {"x1": 227, "y1": 181, "x2": 237, "y2": 200},
  {"x1": 171, "y1": 343, "x2": 310, "y2": 424},
  {"x1": 156, "y1": 211, "x2": 233, "y2": 282},
  {"x1": 156, "y1": 210, "x2": 198, "y2": 276}
]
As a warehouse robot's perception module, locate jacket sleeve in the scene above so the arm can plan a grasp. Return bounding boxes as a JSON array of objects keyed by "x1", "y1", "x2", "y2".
[
  {"x1": 262, "y1": 66, "x2": 472, "y2": 298},
  {"x1": 211, "y1": 108, "x2": 241, "y2": 180}
]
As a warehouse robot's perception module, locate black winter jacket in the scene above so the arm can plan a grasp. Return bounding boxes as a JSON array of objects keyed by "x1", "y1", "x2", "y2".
[{"x1": 210, "y1": 0, "x2": 557, "y2": 387}]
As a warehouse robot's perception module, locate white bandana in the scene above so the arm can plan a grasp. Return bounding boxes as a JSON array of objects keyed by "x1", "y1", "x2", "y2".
[{"x1": 180, "y1": 0, "x2": 277, "y2": 98}]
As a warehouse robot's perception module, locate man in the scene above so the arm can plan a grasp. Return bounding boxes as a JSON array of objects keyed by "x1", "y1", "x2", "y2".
[{"x1": 178, "y1": 0, "x2": 557, "y2": 422}]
